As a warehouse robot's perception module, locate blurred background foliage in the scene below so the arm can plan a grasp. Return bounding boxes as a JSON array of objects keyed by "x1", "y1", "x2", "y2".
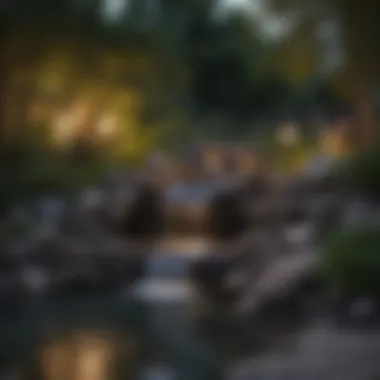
[
  {"x1": 0, "y1": 0, "x2": 379, "y2": 324},
  {"x1": 0, "y1": 0, "x2": 379, "y2": 198},
  {"x1": 321, "y1": 224, "x2": 380, "y2": 298}
]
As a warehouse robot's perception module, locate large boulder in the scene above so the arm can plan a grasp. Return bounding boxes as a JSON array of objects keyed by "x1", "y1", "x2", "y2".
[
  {"x1": 119, "y1": 181, "x2": 165, "y2": 239},
  {"x1": 182, "y1": 142, "x2": 228, "y2": 180},
  {"x1": 235, "y1": 251, "x2": 322, "y2": 333},
  {"x1": 190, "y1": 256, "x2": 242, "y2": 309},
  {"x1": 205, "y1": 184, "x2": 252, "y2": 240},
  {"x1": 165, "y1": 181, "x2": 225, "y2": 236},
  {"x1": 144, "y1": 150, "x2": 177, "y2": 185},
  {"x1": 302, "y1": 155, "x2": 339, "y2": 183},
  {"x1": 226, "y1": 146, "x2": 261, "y2": 177},
  {"x1": 83, "y1": 174, "x2": 166, "y2": 240}
]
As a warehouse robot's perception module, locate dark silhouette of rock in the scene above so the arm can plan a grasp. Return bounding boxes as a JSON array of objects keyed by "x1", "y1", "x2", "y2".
[
  {"x1": 0, "y1": 253, "x2": 20, "y2": 275},
  {"x1": 98, "y1": 180, "x2": 165, "y2": 240},
  {"x1": 284, "y1": 204, "x2": 309, "y2": 225},
  {"x1": 313, "y1": 195, "x2": 345, "y2": 244},
  {"x1": 235, "y1": 252, "x2": 322, "y2": 332},
  {"x1": 166, "y1": 204, "x2": 207, "y2": 236},
  {"x1": 239, "y1": 174, "x2": 270, "y2": 200},
  {"x1": 205, "y1": 188, "x2": 251, "y2": 240},
  {"x1": 121, "y1": 182, "x2": 165, "y2": 239},
  {"x1": 190, "y1": 256, "x2": 242, "y2": 308},
  {"x1": 328, "y1": 293, "x2": 380, "y2": 328},
  {"x1": 165, "y1": 181, "x2": 225, "y2": 236},
  {"x1": 43, "y1": 252, "x2": 146, "y2": 298}
]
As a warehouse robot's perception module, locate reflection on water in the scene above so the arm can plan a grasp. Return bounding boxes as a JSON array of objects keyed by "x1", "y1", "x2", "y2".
[
  {"x1": 40, "y1": 331, "x2": 120, "y2": 380},
  {"x1": 0, "y1": 245, "x2": 260, "y2": 380},
  {"x1": 0, "y1": 292, "x2": 259, "y2": 380},
  {"x1": 0, "y1": 294, "x2": 146, "y2": 379},
  {"x1": 17, "y1": 295, "x2": 223, "y2": 380}
]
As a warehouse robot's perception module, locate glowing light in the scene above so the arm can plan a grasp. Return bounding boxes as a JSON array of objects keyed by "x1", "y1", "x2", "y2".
[
  {"x1": 53, "y1": 112, "x2": 78, "y2": 143},
  {"x1": 40, "y1": 332, "x2": 118, "y2": 380},
  {"x1": 96, "y1": 113, "x2": 118, "y2": 138},
  {"x1": 52, "y1": 100, "x2": 92, "y2": 144},
  {"x1": 276, "y1": 123, "x2": 301, "y2": 146}
]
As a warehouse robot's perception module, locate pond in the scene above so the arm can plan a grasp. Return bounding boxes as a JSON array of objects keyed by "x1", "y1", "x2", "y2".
[{"x1": 0, "y1": 252, "x2": 260, "y2": 380}]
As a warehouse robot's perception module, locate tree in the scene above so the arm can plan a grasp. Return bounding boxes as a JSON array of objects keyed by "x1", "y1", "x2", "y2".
[
  {"x1": 262, "y1": 0, "x2": 380, "y2": 146},
  {"x1": 0, "y1": 0, "x2": 183, "y2": 153}
]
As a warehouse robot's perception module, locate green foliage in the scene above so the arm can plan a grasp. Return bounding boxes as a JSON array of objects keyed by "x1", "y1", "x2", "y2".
[
  {"x1": 265, "y1": 135, "x2": 318, "y2": 174},
  {"x1": 335, "y1": 141, "x2": 380, "y2": 198},
  {"x1": 1, "y1": 0, "x2": 349, "y2": 148},
  {"x1": 0, "y1": 143, "x2": 108, "y2": 214},
  {"x1": 2, "y1": 217, "x2": 32, "y2": 239},
  {"x1": 321, "y1": 225, "x2": 380, "y2": 297},
  {"x1": 265, "y1": 0, "x2": 380, "y2": 98}
]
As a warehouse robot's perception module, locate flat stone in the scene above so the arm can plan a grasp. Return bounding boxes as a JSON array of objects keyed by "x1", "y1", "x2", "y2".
[{"x1": 230, "y1": 326, "x2": 380, "y2": 380}]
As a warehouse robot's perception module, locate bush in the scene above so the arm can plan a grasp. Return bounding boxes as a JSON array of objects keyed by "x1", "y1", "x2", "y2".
[
  {"x1": 0, "y1": 144, "x2": 108, "y2": 215},
  {"x1": 321, "y1": 225, "x2": 380, "y2": 298},
  {"x1": 266, "y1": 139, "x2": 318, "y2": 175},
  {"x1": 335, "y1": 141, "x2": 380, "y2": 198}
]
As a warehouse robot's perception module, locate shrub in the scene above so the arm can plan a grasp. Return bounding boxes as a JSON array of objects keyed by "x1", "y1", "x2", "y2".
[
  {"x1": 266, "y1": 139, "x2": 319, "y2": 175},
  {"x1": 2, "y1": 217, "x2": 32, "y2": 239},
  {"x1": 0, "y1": 144, "x2": 107, "y2": 215},
  {"x1": 335, "y1": 141, "x2": 380, "y2": 198},
  {"x1": 321, "y1": 225, "x2": 380, "y2": 298}
]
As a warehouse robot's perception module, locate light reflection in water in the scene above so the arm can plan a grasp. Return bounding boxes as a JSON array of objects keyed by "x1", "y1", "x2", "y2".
[
  {"x1": 39, "y1": 330, "x2": 137, "y2": 380},
  {"x1": 73, "y1": 333, "x2": 116, "y2": 380}
]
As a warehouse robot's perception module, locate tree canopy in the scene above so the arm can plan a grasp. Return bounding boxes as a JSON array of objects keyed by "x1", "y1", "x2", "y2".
[{"x1": 0, "y1": 0, "x2": 349, "y2": 153}]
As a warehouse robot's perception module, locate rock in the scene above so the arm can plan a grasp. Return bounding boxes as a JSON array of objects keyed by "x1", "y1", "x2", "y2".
[
  {"x1": 19, "y1": 266, "x2": 50, "y2": 296},
  {"x1": 32, "y1": 223, "x2": 60, "y2": 245},
  {"x1": 239, "y1": 174, "x2": 271, "y2": 200},
  {"x1": 145, "y1": 151, "x2": 176, "y2": 186},
  {"x1": 329, "y1": 293, "x2": 380, "y2": 328},
  {"x1": 200, "y1": 143, "x2": 226, "y2": 177},
  {"x1": 0, "y1": 253, "x2": 20, "y2": 274},
  {"x1": 184, "y1": 142, "x2": 245, "y2": 180},
  {"x1": 230, "y1": 326, "x2": 380, "y2": 380},
  {"x1": 205, "y1": 186, "x2": 251, "y2": 240},
  {"x1": 82, "y1": 177, "x2": 166, "y2": 240},
  {"x1": 348, "y1": 297, "x2": 378, "y2": 325},
  {"x1": 79, "y1": 187, "x2": 104, "y2": 212},
  {"x1": 138, "y1": 366, "x2": 175, "y2": 380},
  {"x1": 303, "y1": 155, "x2": 338, "y2": 182},
  {"x1": 341, "y1": 198, "x2": 376, "y2": 227},
  {"x1": 190, "y1": 256, "x2": 241, "y2": 308},
  {"x1": 94, "y1": 253, "x2": 146, "y2": 287},
  {"x1": 165, "y1": 181, "x2": 224, "y2": 236},
  {"x1": 231, "y1": 147, "x2": 260, "y2": 177},
  {"x1": 312, "y1": 194, "x2": 346, "y2": 243},
  {"x1": 41, "y1": 249, "x2": 147, "y2": 298},
  {"x1": 219, "y1": 230, "x2": 283, "y2": 278},
  {"x1": 33, "y1": 197, "x2": 66, "y2": 225},
  {"x1": 120, "y1": 182, "x2": 165, "y2": 239},
  {"x1": 235, "y1": 252, "x2": 320, "y2": 327},
  {"x1": 2, "y1": 209, "x2": 33, "y2": 239},
  {"x1": 47, "y1": 266, "x2": 108, "y2": 297},
  {"x1": 283, "y1": 223, "x2": 314, "y2": 249},
  {"x1": 3, "y1": 240, "x2": 29, "y2": 260},
  {"x1": 0, "y1": 369, "x2": 23, "y2": 380}
]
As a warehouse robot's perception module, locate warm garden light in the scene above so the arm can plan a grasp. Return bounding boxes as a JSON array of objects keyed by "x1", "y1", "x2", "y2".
[
  {"x1": 39, "y1": 331, "x2": 122, "y2": 380},
  {"x1": 276, "y1": 123, "x2": 301, "y2": 146},
  {"x1": 96, "y1": 113, "x2": 119, "y2": 139},
  {"x1": 53, "y1": 112, "x2": 78, "y2": 144}
]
